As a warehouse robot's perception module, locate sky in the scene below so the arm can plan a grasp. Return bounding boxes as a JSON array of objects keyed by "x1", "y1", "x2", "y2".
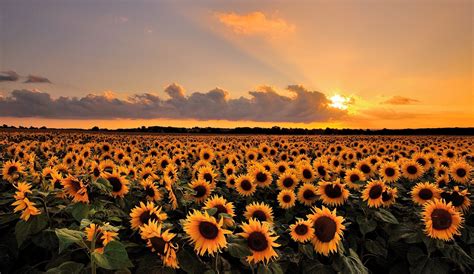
[{"x1": 0, "y1": 0, "x2": 473, "y2": 129}]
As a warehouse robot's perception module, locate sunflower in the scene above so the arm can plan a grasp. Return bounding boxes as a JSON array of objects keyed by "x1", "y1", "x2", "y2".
[
  {"x1": 289, "y1": 219, "x2": 315, "y2": 243},
  {"x1": 297, "y1": 183, "x2": 318, "y2": 206},
  {"x1": 203, "y1": 195, "x2": 235, "y2": 227},
  {"x1": 89, "y1": 161, "x2": 104, "y2": 180},
  {"x1": 104, "y1": 171, "x2": 130, "y2": 198},
  {"x1": 222, "y1": 163, "x2": 236, "y2": 178},
  {"x1": 130, "y1": 201, "x2": 168, "y2": 230},
  {"x1": 361, "y1": 180, "x2": 385, "y2": 208},
  {"x1": 199, "y1": 147, "x2": 215, "y2": 162},
  {"x1": 381, "y1": 186, "x2": 398, "y2": 207},
  {"x1": 189, "y1": 179, "x2": 212, "y2": 203},
  {"x1": 441, "y1": 186, "x2": 471, "y2": 212},
  {"x1": 139, "y1": 166, "x2": 157, "y2": 181},
  {"x1": 343, "y1": 168, "x2": 366, "y2": 190},
  {"x1": 378, "y1": 162, "x2": 400, "y2": 183},
  {"x1": 313, "y1": 161, "x2": 330, "y2": 180},
  {"x1": 140, "y1": 178, "x2": 162, "y2": 202},
  {"x1": 316, "y1": 179, "x2": 350, "y2": 207},
  {"x1": 276, "y1": 171, "x2": 299, "y2": 190},
  {"x1": 12, "y1": 197, "x2": 41, "y2": 221},
  {"x1": 411, "y1": 182, "x2": 441, "y2": 206},
  {"x1": 85, "y1": 223, "x2": 119, "y2": 254},
  {"x1": 225, "y1": 175, "x2": 237, "y2": 189},
  {"x1": 250, "y1": 165, "x2": 273, "y2": 188},
  {"x1": 61, "y1": 175, "x2": 89, "y2": 203},
  {"x1": 2, "y1": 160, "x2": 23, "y2": 182},
  {"x1": 450, "y1": 161, "x2": 471, "y2": 184},
  {"x1": 197, "y1": 166, "x2": 218, "y2": 188},
  {"x1": 422, "y1": 199, "x2": 463, "y2": 241},
  {"x1": 244, "y1": 202, "x2": 274, "y2": 223},
  {"x1": 238, "y1": 219, "x2": 280, "y2": 264},
  {"x1": 307, "y1": 206, "x2": 345, "y2": 256},
  {"x1": 277, "y1": 190, "x2": 296, "y2": 209},
  {"x1": 140, "y1": 220, "x2": 179, "y2": 269},
  {"x1": 163, "y1": 164, "x2": 178, "y2": 186},
  {"x1": 235, "y1": 175, "x2": 257, "y2": 197},
  {"x1": 275, "y1": 161, "x2": 289, "y2": 175},
  {"x1": 297, "y1": 162, "x2": 315, "y2": 183},
  {"x1": 401, "y1": 160, "x2": 424, "y2": 181},
  {"x1": 183, "y1": 210, "x2": 230, "y2": 256},
  {"x1": 356, "y1": 160, "x2": 374, "y2": 178},
  {"x1": 99, "y1": 160, "x2": 116, "y2": 174},
  {"x1": 157, "y1": 155, "x2": 172, "y2": 171}
]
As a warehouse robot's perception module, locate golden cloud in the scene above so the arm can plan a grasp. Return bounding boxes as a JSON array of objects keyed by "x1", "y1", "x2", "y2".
[{"x1": 215, "y1": 11, "x2": 295, "y2": 36}]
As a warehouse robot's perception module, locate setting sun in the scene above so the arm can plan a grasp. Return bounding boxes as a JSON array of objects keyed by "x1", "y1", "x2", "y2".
[{"x1": 329, "y1": 94, "x2": 350, "y2": 110}]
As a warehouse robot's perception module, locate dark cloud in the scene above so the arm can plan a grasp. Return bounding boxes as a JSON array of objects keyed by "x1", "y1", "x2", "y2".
[
  {"x1": 24, "y1": 75, "x2": 52, "y2": 83},
  {"x1": 0, "y1": 71, "x2": 19, "y2": 82},
  {"x1": 382, "y1": 96, "x2": 419, "y2": 105},
  {"x1": 0, "y1": 84, "x2": 345, "y2": 122}
]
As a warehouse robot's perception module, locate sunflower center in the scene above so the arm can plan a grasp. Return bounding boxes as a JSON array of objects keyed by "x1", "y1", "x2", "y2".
[
  {"x1": 93, "y1": 168, "x2": 101, "y2": 177},
  {"x1": 139, "y1": 211, "x2": 159, "y2": 224},
  {"x1": 369, "y1": 185, "x2": 383, "y2": 199},
  {"x1": 416, "y1": 158, "x2": 426, "y2": 166},
  {"x1": 407, "y1": 165, "x2": 417, "y2": 175},
  {"x1": 314, "y1": 216, "x2": 337, "y2": 243},
  {"x1": 199, "y1": 221, "x2": 219, "y2": 239},
  {"x1": 108, "y1": 177, "x2": 122, "y2": 192},
  {"x1": 252, "y1": 210, "x2": 267, "y2": 222},
  {"x1": 70, "y1": 179, "x2": 82, "y2": 192},
  {"x1": 303, "y1": 189, "x2": 316, "y2": 200},
  {"x1": 214, "y1": 204, "x2": 228, "y2": 215},
  {"x1": 282, "y1": 195, "x2": 292, "y2": 203},
  {"x1": 203, "y1": 173, "x2": 213, "y2": 183},
  {"x1": 145, "y1": 186, "x2": 156, "y2": 197},
  {"x1": 455, "y1": 168, "x2": 466, "y2": 178},
  {"x1": 385, "y1": 168, "x2": 395, "y2": 177},
  {"x1": 303, "y1": 169, "x2": 312, "y2": 179},
  {"x1": 325, "y1": 184, "x2": 342, "y2": 198},
  {"x1": 278, "y1": 166, "x2": 286, "y2": 173},
  {"x1": 294, "y1": 224, "x2": 308, "y2": 235},
  {"x1": 256, "y1": 172, "x2": 267, "y2": 182},
  {"x1": 317, "y1": 166, "x2": 326, "y2": 176},
  {"x1": 382, "y1": 191, "x2": 392, "y2": 201},
  {"x1": 418, "y1": 189, "x2": 433, "y2": 200},
  {"x1": 360, "y1": 164, "x2": 370, "y2": 174},
  {"x1": 226, "y1": 169, "x2": 233, "y2": 176},
  {"x1": 203, "y1": 153, "x2": 210, "y2": 160},
  {"x1": 149, "y1": 236, "x2": 167, "y2": 255},
  {"x1": 431, "y1": 209, "x2": 452, "y2": 230},
  {"x1": 350, "y1": 174, "x2": 360, "y2": 183},
  {"x1": 241, "y1": 180, "x2": 252, "y2": 191},
  {"x1": 7, "y1": 165, "x2": 18, "y2": 175},
  {"x1": 450, "y1": 192, "x2": 465, "y2": 207},
  {"x1": 161, "y1": 160, "x2": 169, "y2": 169},
  {"x1": 247, "y1": 231, "x2": 268, "y2": 252},
  {"x1": 194, "y1": 185, "x2": 207, "y2": 198},
  {"x1": 283, "y1": 178, "x2": 294, "y2": 188}
]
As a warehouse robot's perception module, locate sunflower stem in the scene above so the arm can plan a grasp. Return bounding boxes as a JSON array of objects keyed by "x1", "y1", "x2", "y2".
[
  {"x1": 214, "y1": 253, "x2": 220, "y2": 274},
  {"x1": 91, "y1": 229, "x2": 97, "y2": 274}
]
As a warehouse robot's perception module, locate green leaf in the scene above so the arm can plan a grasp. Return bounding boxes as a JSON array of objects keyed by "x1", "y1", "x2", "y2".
[
  {"x1": 356, "y1": 215, "x2": 377, "y2": 235},
  {"x1": 15, "y1": 214, "x2": 48, "y2": 247},
  {"x1": 70, "y1": 202, "x2": 90, "y2": 222},
  {"x1": 257, "y1": 265, "x2": 272, "y2": 274},
  {"x1": 92, "y1": 241, "x2": 133, "y2": 270},
  {"x1": 374, "y1": 209, "x2": 399, "y2": 224},
  {"x1": 55, "y1": 228, "x2": 86, "y2": 253},
  {"x1": 339, "y1": 248, "x2": 369, "y2": 274},
  {"x1": 205, "y1": 207, "x2": 218, "y2": 216},
  {"x1": 46, "y1": 261, "x2": 84, "y2": 274},
  {"x1": 227, "y1": 243, "x2": 252, "y2": 258},
  {"x1": 365, "y1": 239, "x2": 387, "y2": 258},
  {"x1": 176, "y1": 248, "x2": 205, "y2": 274},
  {"x1": 441, "y1": 244, "x2": 474, "y2": 272},
  {"x1": 298, "y1": 243, "x2": 314, "y2": 259}
]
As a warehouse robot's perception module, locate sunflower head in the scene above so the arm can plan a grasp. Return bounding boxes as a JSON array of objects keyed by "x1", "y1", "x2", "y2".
[
  {"x1": 411, "y1": 182, "x2": 441, "y2": 206},
  {"x1": 297, "y1": 183, "x2": 318, "y2": 206},
  {"x1": 238, "y1": 219, "x2": 280, "y2": 264},
  {"x1": 422, "y1": 199, "x2": 463, "y2": 241},
  {"x1": 362, "y1": 180, "x2": 385, "y2": 208},
  {"x1": 316, "y1": 179, "x2": 350, "y2": 207},
  {"x1": 277, "y1": 189, "x2": 296, "y2": 209},
  {"x1": 307, "y1": 206, "x2": 345, "y2": 256},
  {"x1": 289, "y1": 219, "x2": 315, "y2": 243},
  {"x1": 244, "y1": 202, "x2": 274, "y2": 223}
]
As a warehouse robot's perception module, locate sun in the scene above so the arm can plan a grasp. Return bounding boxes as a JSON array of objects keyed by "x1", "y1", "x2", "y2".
[{"x1": 329, "y1": 94, "x2": 350, "y2": 110}]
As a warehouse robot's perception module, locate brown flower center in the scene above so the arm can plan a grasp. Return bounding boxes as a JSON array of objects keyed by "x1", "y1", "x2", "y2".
[
  {"x1": 252, "y1": 210, "x2": 267, "y2": 222},
  {"x1": 303, "y1": 189, "x2": 316, "y2": 200},
  {"x1": 407, "y1": 165, "x2": 418, "y2": 175},
  {"x1": 240, "y1": 180, "x2": 252, "y2": 191},
  {"x1": 294, "y1": 224, "x2": 308, "y2": 235},
  {"x1": 369, "y1": 185, "x2": 383, "y2": 199},
  {"x1": 108, "y1": 177, "x2": 123, "y2": 192},
  {"x1": 247, "y1": 231, "x2": 268, "y2": 252},
  {"x1": 325, "y1": 184, "x2": 342, "y2": 198},
  {"x1": 149, "y1": 236, "x2": 167, "y2": 255},
  {"x1": 384, "y1": 167, "x2": 395, "y2": 177},
  {"x1": 418, "y1": 188, "x2": 433, "y2": 200},
  {"x1": 431, "y1": 209, "x2": 452, "y2": 230},
  {"x1": 194, "y1": 185, "x2": 207, "y2": 198},
  {"x1": 199, "y1": 221, "x2": 219, "y2": 239},
  {"x1": 314, "y1": 216, "x2": 337, "y2": 243}
]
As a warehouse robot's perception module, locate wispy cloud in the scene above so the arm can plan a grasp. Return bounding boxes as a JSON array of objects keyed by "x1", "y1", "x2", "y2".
[
  {"x1": 215, "y1": 11, "x2": 295, "y2": 36},
  {"x1": 0, "y1": 84, "x2": 345, "y2": 122},
  {"x1": 24, "y1": 75, "x2": 52, "y2": 84},
  {"x1": 0, "y1": 71, "x2": 20, "y2": 82},
  {"x1": 382, "y1": 96, "x2": 420, "y2": 105}
]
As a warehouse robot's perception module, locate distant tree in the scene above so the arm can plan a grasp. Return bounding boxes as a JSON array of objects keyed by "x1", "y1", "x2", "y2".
[{"x1": 91, "y1": 126, "x2": 100, "y2": 131}]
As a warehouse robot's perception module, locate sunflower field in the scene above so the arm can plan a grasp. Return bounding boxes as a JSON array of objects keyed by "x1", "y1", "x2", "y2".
[{"x1": 0, "y1": 132, "x2": 473, "y2": 274}]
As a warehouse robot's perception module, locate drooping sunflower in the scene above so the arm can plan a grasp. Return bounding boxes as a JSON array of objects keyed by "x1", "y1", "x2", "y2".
[
  {"x1": 61, "y1": 175, "x2": 89, "y2": 203},
  {"x1": 411, "y1": 182, "x2": 441, "y2": 206},
  {"x1": 183, "y1": 210, "x2": 230, "y2": 256},
  {"x1": 188, "y1": 179, "x2": 212, "y2": 203},
  {"x1": 250, "y1": 164, "x2": 273, "y2": 188},
  {"x1": 12, "y1": 197, "x2": 41, "y2": 221},
  {"x1": 422, "y1": 199, "x2": 463, "y2": 241},
  {"x1": 140, "y1": 178, "x2": 162, "y2": 202},
  {"x1": 307, "y1": 206, "x2": 345, "y2": 256},
  {"x1": 140, "y1": 220, "x2": 179, "y2": 269},
  {"x1": 401, "y1": 160, "x2": 425, "y2": 181},
  {"x1": 441, "y1": 186, "x2": 471, "y2": 213},
  {"x1": 244, "y1": 202, "x2": 274, "y2": 223},
  {"x1": 450, "y1": 161, "x2": 472, "y2": 184},
  {"x1": 203, "y1": 195, "x2": 235, "y2": 227},
  {"x1": 277, "y1": 189, "x2": 296, "y2": 209},
  {"x1": 130, "y1": 201, "x2": 168, "y2": 230},
  {"x1": 378, "y1": 162, "x2": 400, "y2": 183},
  {"x1": 313, "y1": 160, "x2": 330, "y2": 180},
  {"x1": 316, "y1": 179, "x2": 350, "y2": 207},
  {"x1": 344, "y1": 168, "x2": 366, "y2": 190},
  {"x1": 104, "y1": 171, "x2": 130, "y2": 198},
  {"x1": 297, "y1": 183, "x2": 319, "y2": 206},
  {"x1": 85, "y1": 223, "x2": 119, "y2": 254},
  {"x1": 238, "y1": 219, "x2": 280, "y2": 264},
  {"x1": 361, "y1": 180, "x2": 385, "y2": 208},
  {"x1": 235, "y1": 175, "x2": 257, "y2": 197},
  {"x1": 289, "y1": 219, "x2": 315, "y2": 243},
  {"x1": 276, "y1": 171, "x2": 299, "y2": 190},
  {"x1": 2, "y1": 160, "x2": 24, "y2": 182},
  {"x1": 381, "y1": 186, "x2": 398, "y2": 207}
]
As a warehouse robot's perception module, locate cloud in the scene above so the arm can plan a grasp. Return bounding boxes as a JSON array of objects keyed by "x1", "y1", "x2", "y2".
[
  {"x1": 215, "y1": 11, "x2": 295, "y2": 36},
  {"x1": 0, "y1": 71, "x2": 19, "y2": 82},
  {"x1": 382, "y1": 96, "x2": 419, "y2": 105},
  {"x1": 0, "y1": 84, "x2": 345, "y2": 122},
  {"x1": 24, "y1": 75, "x2": 52, "y2": 83}
]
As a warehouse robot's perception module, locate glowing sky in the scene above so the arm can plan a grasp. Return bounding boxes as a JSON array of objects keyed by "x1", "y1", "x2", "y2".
[{"x1": 0, "y1": 0, "x2": 472, "y2": 129}]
